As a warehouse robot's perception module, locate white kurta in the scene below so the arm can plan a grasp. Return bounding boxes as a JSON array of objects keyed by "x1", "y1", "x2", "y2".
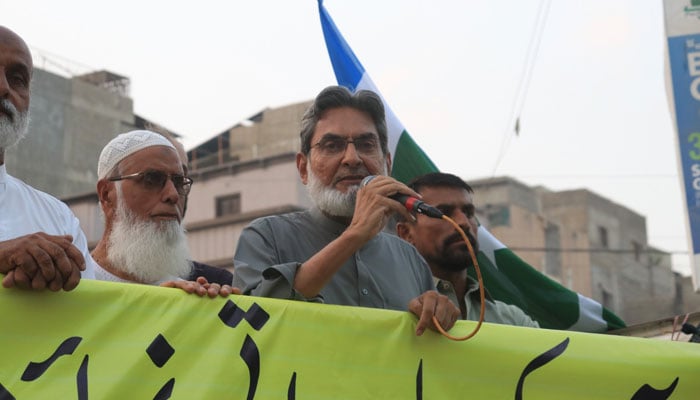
[{"x1": 0, "y1": 164, "x2": 95, "y2": 279}]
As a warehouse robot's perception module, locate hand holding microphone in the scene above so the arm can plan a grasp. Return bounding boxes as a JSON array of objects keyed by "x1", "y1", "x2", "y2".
[{"x1": 360, "y1": 176, "x2": 444, "y2": 219}]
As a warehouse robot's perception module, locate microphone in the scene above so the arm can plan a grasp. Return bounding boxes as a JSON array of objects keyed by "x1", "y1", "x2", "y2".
[{"x1": 361, "y1": 176, "x2": 444, "y2": 219}]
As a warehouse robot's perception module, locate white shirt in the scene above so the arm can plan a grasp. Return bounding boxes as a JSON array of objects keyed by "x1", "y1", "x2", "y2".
[{"x1": 0, "y1": 164, "x2": 96, "y2": 279}]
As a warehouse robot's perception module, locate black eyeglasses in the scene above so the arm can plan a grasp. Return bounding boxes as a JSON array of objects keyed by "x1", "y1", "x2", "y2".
[
  {"x1": 108, "y1": 170, "x2": 193, "y2": 196},
  {"x1": 311, "y1": 135, "x2": 380, "y2": 157}
]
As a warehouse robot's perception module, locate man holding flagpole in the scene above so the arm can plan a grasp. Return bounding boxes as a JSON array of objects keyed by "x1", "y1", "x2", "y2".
[{"x1": 234, "y1": 86, "x2": 460, "y2": 336}]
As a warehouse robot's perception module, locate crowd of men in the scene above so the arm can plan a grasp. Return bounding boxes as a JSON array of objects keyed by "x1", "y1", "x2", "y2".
[{"x1": 0, "y1": 25, "x2": 538, "y2": 335}]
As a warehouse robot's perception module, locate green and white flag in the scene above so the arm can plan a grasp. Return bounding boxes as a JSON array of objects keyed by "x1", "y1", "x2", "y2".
[
  {"x1": 317, "y1": 0, "x2": 436, "y2": 184},
  {"x1": 318, "y1": 0, "x2": 625, "y2": 331}
]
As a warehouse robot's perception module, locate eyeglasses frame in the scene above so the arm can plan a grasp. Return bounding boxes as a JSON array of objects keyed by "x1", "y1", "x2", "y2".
[{"x1": 108, "y1": 170, "x2": 193, "y2": 196}]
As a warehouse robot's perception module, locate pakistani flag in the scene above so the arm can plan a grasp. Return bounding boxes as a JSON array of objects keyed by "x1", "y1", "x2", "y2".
[
  {"x1": 317, "y1": 0, "x2": 437, "y2": 184},
  {"x1": 318, "y1": 0, "x2": 625, "y2": 332}
]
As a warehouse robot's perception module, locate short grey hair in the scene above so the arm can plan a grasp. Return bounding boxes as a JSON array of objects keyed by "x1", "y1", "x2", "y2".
[{"x1": 299, "y1": 86, "x2": 388, "y2": 155}]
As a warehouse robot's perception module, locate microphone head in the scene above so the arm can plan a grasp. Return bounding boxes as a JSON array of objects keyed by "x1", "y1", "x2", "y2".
[{"x1": 360, "y1": 175, "x2": 376, "y2": 188}]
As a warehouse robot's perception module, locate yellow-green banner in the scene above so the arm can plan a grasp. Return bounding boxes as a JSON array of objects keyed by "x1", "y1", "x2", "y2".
[{"x1": 1, "y1": 279, "x2": 698, "y2": 399}]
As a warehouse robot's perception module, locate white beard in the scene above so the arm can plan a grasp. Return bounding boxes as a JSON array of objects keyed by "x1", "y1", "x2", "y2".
[
  {"x1": 106, "y1": 188, "x2": 192, "y2": 283},
  {"x1": 0, "y1": 99, "x2": 29, "y2": 149},
  {"x1": 307, "y1": 168, "x2": 358, "y2": 217},
  {"x1": 305, "y1": 162, "x2": 387, "y2": 218}
]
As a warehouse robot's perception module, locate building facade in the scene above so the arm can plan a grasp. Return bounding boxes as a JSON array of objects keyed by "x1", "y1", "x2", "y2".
[
  {"x1": 471, "y1": 177, "x2": 694, "y2": 325},
  {"x1": 7, "y1": 69, "x2": 134, "y2": 198}
]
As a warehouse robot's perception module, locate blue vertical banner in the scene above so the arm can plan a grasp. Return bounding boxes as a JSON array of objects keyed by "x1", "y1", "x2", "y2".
[{"x1": 664, "y1": 0, "x2": 700, "y2": 290}]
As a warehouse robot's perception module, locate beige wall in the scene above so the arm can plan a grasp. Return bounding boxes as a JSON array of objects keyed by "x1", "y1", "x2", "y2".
[
  {"x1": 187, "y1": 222, "x2": 245, "y2": 268},
  {"x1": 185, "y1": 156, "x2": 307, "y2": 223},
  {"x1": 486, "y1": 206, "x2": 547, "y2": 274},
  {"x1": 185, "y1": 155, "x2": 310, "y2": 267},
  {"x1": 468, "y1": 177, "x2": 700, "y2": 325}
]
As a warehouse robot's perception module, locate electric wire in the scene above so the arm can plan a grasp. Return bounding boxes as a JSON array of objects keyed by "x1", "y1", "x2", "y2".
[{"x1": 491, "y1": 0, "x2": 552, "y2": 176}]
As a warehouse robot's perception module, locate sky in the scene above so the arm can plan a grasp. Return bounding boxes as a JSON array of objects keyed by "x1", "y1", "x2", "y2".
[{"x1": 2, "y1": 1, "x2": 692, "y2": 275}]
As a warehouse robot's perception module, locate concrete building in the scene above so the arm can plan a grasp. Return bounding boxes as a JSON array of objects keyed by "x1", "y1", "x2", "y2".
[
  {"x1": 471, "y1": 177, "x2": 692, "y2": 325},
  {"x1": 6, "y1": 65, "x2": 178, "y2": 200},
  {"x1": 188, "y1": 100, "x2": 311, "y2": 169},
  {"x1": 6, "y1": 68, "x2": 134, "y2": 198}
]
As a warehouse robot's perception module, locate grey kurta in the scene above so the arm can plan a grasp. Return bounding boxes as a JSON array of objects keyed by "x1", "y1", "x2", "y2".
[{"x1": 233, "y1": 208, "x2": 435, "y2": 312}]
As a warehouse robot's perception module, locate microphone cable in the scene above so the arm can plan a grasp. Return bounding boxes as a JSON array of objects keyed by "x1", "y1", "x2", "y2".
[{"x1": 431, "y1": 215, "x2": 486, "y2": 341}]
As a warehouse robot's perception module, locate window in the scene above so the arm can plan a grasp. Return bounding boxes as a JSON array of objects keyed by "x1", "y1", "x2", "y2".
[
  {"x1": 632, "y1": 241, "x2": 642, "y2": 261},
  {"x1": 484, "y1": 204, "x2": 510, "y2": 227},
  {"x1": 598, "y1": 226, "x2": 608, "y2": 248},
  {"x1": 216, "y1": 193, "x2": 241, "y2": 217}
]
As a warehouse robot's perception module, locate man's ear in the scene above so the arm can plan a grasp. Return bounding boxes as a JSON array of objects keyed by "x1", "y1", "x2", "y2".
[
  {"x1": 385, "y1": 152, "x2": 392, "y2": 175},
  {"x1": 96, "y1": 179, "x2": 116, "y2": 216},
  {"x1": 296, "y1": 152, "x2": 309, "y2": 184},
  {"x1": 396, "y1": 221, "x2": 414, "y2": 244}
]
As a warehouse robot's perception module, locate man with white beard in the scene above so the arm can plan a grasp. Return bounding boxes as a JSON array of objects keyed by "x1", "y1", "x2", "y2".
[
  {"x1": 91, "y1": 130, "x2": 236, "y2": 297},
  {"x1": 0, "y1": 25, "x2": 95, "y2": 291},
  {"x1": 150, "y1": 127, "x2": 233, "y2": 284},
  {"x1": 234, "y1": 86, "x2": 459, "y2": 336}
]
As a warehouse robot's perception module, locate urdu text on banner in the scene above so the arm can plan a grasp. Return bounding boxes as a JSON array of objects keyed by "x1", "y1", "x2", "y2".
[{"x1": 0, "y1": 279, "x2": 698, "y2": 398}]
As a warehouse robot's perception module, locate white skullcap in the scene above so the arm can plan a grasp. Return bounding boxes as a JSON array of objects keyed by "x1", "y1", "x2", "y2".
[{"x1": 98, "y1": 130, "x2": 175, "y2": 179}]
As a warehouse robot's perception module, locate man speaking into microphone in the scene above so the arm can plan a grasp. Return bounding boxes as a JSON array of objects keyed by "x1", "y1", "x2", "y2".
[{"x1": 233, "y1": 86, "x2": 459, "y2": 336}]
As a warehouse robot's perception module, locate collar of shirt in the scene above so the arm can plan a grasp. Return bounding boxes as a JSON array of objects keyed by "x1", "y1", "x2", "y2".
[
  {"x1": 0, "y1": 164, "x2": 7, "y2": 191},
  {"x1": 434, "y1": 275, "x2": 495, "y2": 303},
  {"x1": 310, "y1": 207, "x2": 350, "y2": 235}
]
